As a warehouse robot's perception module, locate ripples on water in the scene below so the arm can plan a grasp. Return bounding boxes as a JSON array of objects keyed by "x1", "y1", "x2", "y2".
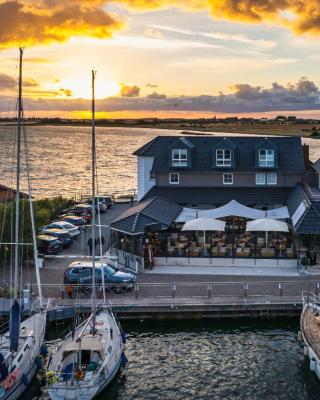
[
  {"x1": 22, "y1": 319, "x2": 320, "y2": 400},
  {"x1": 0, "y1": 126, "x2": 319, "y2": 199}
]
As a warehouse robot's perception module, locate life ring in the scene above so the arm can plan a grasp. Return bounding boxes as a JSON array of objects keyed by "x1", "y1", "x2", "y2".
[{"x1": 75, "y1": 370, "x2": 84, "y2": 380}]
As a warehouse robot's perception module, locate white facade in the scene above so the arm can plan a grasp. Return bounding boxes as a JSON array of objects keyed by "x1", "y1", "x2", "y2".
[{"x1": 137, "y1": 156, "x2": 155, "y2": 201}]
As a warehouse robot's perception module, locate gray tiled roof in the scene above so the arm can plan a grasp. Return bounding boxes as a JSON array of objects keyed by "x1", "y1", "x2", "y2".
[
  {"x1": 313, "y1": 158, "x2": 320, "y2": 173},
  {"x1": 142, "y1": 186, "x2": 292, "y2": 206},
  {"x1": 287, "y1": 184, "x2": 310, "y2": 217},
  {"x1": 134, "y1": 135, "x2": 305, "y2": 173},
  {"x1": 287, "y1": 184, "x2": 320, "y2": 233},
  {"x1": 110, "y1": 196, "x2": 182, "y2": 234}
]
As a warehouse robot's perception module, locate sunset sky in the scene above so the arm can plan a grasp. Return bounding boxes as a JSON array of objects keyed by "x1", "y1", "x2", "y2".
[{"x1": 2, "y1": 0, "x2": 320, "y2": 118}]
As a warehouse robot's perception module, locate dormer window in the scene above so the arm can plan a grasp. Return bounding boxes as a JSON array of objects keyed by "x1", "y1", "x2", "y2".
[
  {"x1": 259, "y1": 149, "x2": 274, "y2": 167},
  {"x1": 172, "y1": 149, "x2": 187, "y2": 167},
  {"x1": 216, "y1": 149, "x2": 231, "y2": 167}
]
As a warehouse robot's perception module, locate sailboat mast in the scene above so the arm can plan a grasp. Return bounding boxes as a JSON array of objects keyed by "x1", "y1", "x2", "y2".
[
  {"x1": 91, "y1": 70, "x2": 96, "y2": 324},
  {"x1": 14, "y1": 48, "x2": 23, "y2": 300}
]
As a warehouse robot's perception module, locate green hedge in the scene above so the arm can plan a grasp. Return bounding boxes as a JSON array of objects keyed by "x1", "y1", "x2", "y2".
[{"x1": 0, "y1": 196, "x2": 75, "y2": 263}]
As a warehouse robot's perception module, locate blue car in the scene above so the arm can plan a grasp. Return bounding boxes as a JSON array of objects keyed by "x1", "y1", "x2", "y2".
[{"x1": 64, "y1": 261, "x2": 136, "y2": 291}]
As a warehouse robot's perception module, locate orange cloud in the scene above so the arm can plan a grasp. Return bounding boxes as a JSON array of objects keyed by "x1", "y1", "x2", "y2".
[
  {"x1": 1, "y1": 0, "x2": 320, "y2": 51},
  {"x1": 120, "y1": 83, "x2": 140, "y2": 97},
  {"x1": 119, "y1": 0, "x2": 320, "y2": 35},
  {"x1": 0, "y1": 0, "x2": 123, "y2": 49}
]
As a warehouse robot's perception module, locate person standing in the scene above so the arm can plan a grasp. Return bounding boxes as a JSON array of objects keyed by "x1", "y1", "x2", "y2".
[{"x1": 87, "y1": 237, "x2": 93, "y2": 255}]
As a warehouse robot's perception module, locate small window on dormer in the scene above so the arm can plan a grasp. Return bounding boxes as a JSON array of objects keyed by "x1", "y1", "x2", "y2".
[
  {"x1": 172, "y1": 149, "x2": 187, "y2": 167},
  {"x1": 259, "y1": 149, "x2": 274, "y2": 167},
  {"x1": 149, "y1": 170, "x2": 155, "y2": 181},
  {"x1": 216, "y1": 149, "x2": 231, "y2": 167}
]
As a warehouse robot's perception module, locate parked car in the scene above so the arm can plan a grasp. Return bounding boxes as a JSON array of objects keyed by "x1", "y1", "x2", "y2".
[
  {"x1": 64, "y1": 261, "x2": 136, "y2": 291},
  {"x1": 60, "y1": 209, "x2": 91, "y2": 224},
  {"x1": 43, "y1": 221, "x2": 80, "y2": 238},
  {"x1": 98, "y1": 196, "x2": 113, "y2": 209},
  {"x1": 59, "y1": 215, "x2": 86, "y2": 227},
  {"x1": 86, "y1": 197, "x2": 113, "y2": 212},
  {"x1": 41, "y1": 228, "x2": 73, "y2": 247},
  {"x1": 37, "y1": 234, "x2": 62, "y2": 254}
]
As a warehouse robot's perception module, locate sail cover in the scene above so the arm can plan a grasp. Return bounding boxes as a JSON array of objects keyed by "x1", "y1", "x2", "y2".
[{"x1": 9, "y1": 300, "x2": 21, "y2": 352}]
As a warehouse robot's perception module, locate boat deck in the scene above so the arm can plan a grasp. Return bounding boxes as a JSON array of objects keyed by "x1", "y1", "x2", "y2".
[{"x1": 301, "y1": 305, "x2": 320, "y2": 360}]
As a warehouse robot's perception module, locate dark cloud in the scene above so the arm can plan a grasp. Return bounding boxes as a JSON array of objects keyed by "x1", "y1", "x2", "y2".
[
  {"x1": 120, "y1": 84, "x2": 140, "y2": 97},
  {"x1": 0, "y1": 73, "x2": 39, "y2": 91},
  {"x1": 5, "y1": 77, "x2": 319, "y2": 114},
  {"x1": 146, "y1": 91, "x2": 167, "y2": 99},
  {"x1": 0, "y1": 73, "x2": 15, "y2": 90}
]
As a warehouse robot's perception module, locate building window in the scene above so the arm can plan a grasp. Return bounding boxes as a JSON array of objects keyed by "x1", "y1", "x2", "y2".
[
  {"x1": 172, "y1": 149, "x2": 187, "y2": 167},
  {"x1": 267, "y1": 173, "x2": 277, "y2": 185},
  {"x1": 169, "y1": 172, "x2": 179, "y2": 184},
  {"x1": 216, "y1": 149, "x2": 231, "y2": 167},
  {"x1": 223, "y1": 173, "x2": 233, "y2": 185},
  {"x1": 259, "y1": 149, "x2": 274, "y2": 167},
  {"x1": 149, "y1": 170, "x2": 155, "y2": 181},
  {"x1": 256, "y1": 173, "x2": 266, "y2": 185}
]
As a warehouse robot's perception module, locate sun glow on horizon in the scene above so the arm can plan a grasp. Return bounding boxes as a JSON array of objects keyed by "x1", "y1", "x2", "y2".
[{"x1": 61, "y1": 78, "x2": 121, "y2": 99}]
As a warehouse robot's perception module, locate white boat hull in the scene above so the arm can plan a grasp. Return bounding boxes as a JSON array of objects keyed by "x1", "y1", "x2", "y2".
[
  {"x1": 0, "y1": 311, "x2": 46, "y2": 400},
  {"x1": 47, "y1": 307, "x2": 124, "y2": 400}
]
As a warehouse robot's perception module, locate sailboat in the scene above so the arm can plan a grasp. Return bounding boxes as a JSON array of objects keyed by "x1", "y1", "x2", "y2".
[
  {"x1": 0, "y1": 48, "x2": 46, "y2": 399},
  {"x1": 300, "y1": 291, "x2": 320, "y2": 380},
  {"x1": 46, "y1": 71, "x2": 125, "y2": 400}
]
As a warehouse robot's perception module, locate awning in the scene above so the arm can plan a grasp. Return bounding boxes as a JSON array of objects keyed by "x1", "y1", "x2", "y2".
[
  {"x1": 181, "y1": 218, "x2": 225, "y2": 232},
  {"x1": 246, "y1": 218, "x2": 289, "y2": 233},
  {"x1": 176, "y1": 200, "x2": 289, "y2": 222}
]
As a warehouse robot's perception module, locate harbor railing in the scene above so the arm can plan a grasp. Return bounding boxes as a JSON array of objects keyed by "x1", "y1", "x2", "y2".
[{"x1": 26, "y1": 280, "x2": 320, "y2": 301}]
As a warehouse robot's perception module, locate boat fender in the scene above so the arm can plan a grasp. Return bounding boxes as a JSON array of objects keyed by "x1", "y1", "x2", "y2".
[
  {"x1": 310, "y1": 359, "x2": 316, "y2": 372},
  {"x1": 35, "y1": 356, "x2": 42, "y2": 369},
  {"x1": 22, "y1": 373, "x2": 29, "y2": 386},
  {"x1": 304, "y1": 346, "x2": 308, "y2": 357},
  {"x1": 121, "y1": 352, "x2": 128, "y2": 366},
  {"x1": 121, "y1": 330, "x2": 127, "y2": 344},
  {"x1": 46, "y1": 371, "x2": 57, "y2": 385},
  {"x1": 40, "y1": 344, "x2": 48, "y2": 357},
  {"x1": 298, "y1": 331, "x2": 302, "y2": 341}
]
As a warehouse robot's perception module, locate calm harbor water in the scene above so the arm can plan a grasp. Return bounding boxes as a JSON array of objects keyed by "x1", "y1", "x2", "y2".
[
  {"x1": 0, "y1": 125, "x2": 319, "y2": 199},
  {"x1": 22, "y1": 319, "x2": 320, "y2": 400}
]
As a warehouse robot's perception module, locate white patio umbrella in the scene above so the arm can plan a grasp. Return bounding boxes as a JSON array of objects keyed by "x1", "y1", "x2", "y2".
[
  {"x1": 182, "y1": 218, "x2": 225, "y2": 245},
  {"x1": 246, "y1": 218, "x2": 289, "y2": 247}
]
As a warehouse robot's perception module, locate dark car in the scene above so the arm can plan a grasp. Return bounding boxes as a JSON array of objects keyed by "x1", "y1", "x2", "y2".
[
  {"x1": 37, "y1": 234, "x2": 62, "y2": 254},
  {"x1": 99, "y1": 196, "x2": 113, "y2": 209},
  {"x1": 64, "y1": 261, "x2": 136, "y2": 291},
  {"x1": 41, "y1": 228, "x2": 73, "y2": 247},
  {"x1": 62, "y1": 206, "x2": 92, "y2": 223}
]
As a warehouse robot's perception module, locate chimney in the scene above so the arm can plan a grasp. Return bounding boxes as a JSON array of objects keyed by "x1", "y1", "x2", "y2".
[{"x1": 302, "y1": 144, "x2": 310, "y2": 169}]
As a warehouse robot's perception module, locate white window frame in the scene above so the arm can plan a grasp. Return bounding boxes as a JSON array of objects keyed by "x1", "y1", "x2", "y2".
[
  {"x1": 216, "y1": 149, "x2": 232, "y2": 167},
  {"x1": 169, "y1": 172, "x2": 179, "y2": 184},
  {"x1": 267, "y1": 173, "x2": 277, "y2": 185},
  {"x1": 149, "y1": 170, "x2": 155, "y2": 181},
  {"x1": 223, "y1": 173, "x2": 233, "y2": 185},
  {"x1": 256, "y1": 173, "x2": 266, "y2": 185},
  {"x1": 259, "y1": 149, "x2": 274, "y2": 167},
  {"x1": 172, "y1": 149, "x2": 187, "y2": 167}
]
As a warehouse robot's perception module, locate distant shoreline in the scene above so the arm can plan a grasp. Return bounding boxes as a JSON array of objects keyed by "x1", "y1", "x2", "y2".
[{"x1": 1, "y1": 118, "x2": 320, "y2": 138}]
